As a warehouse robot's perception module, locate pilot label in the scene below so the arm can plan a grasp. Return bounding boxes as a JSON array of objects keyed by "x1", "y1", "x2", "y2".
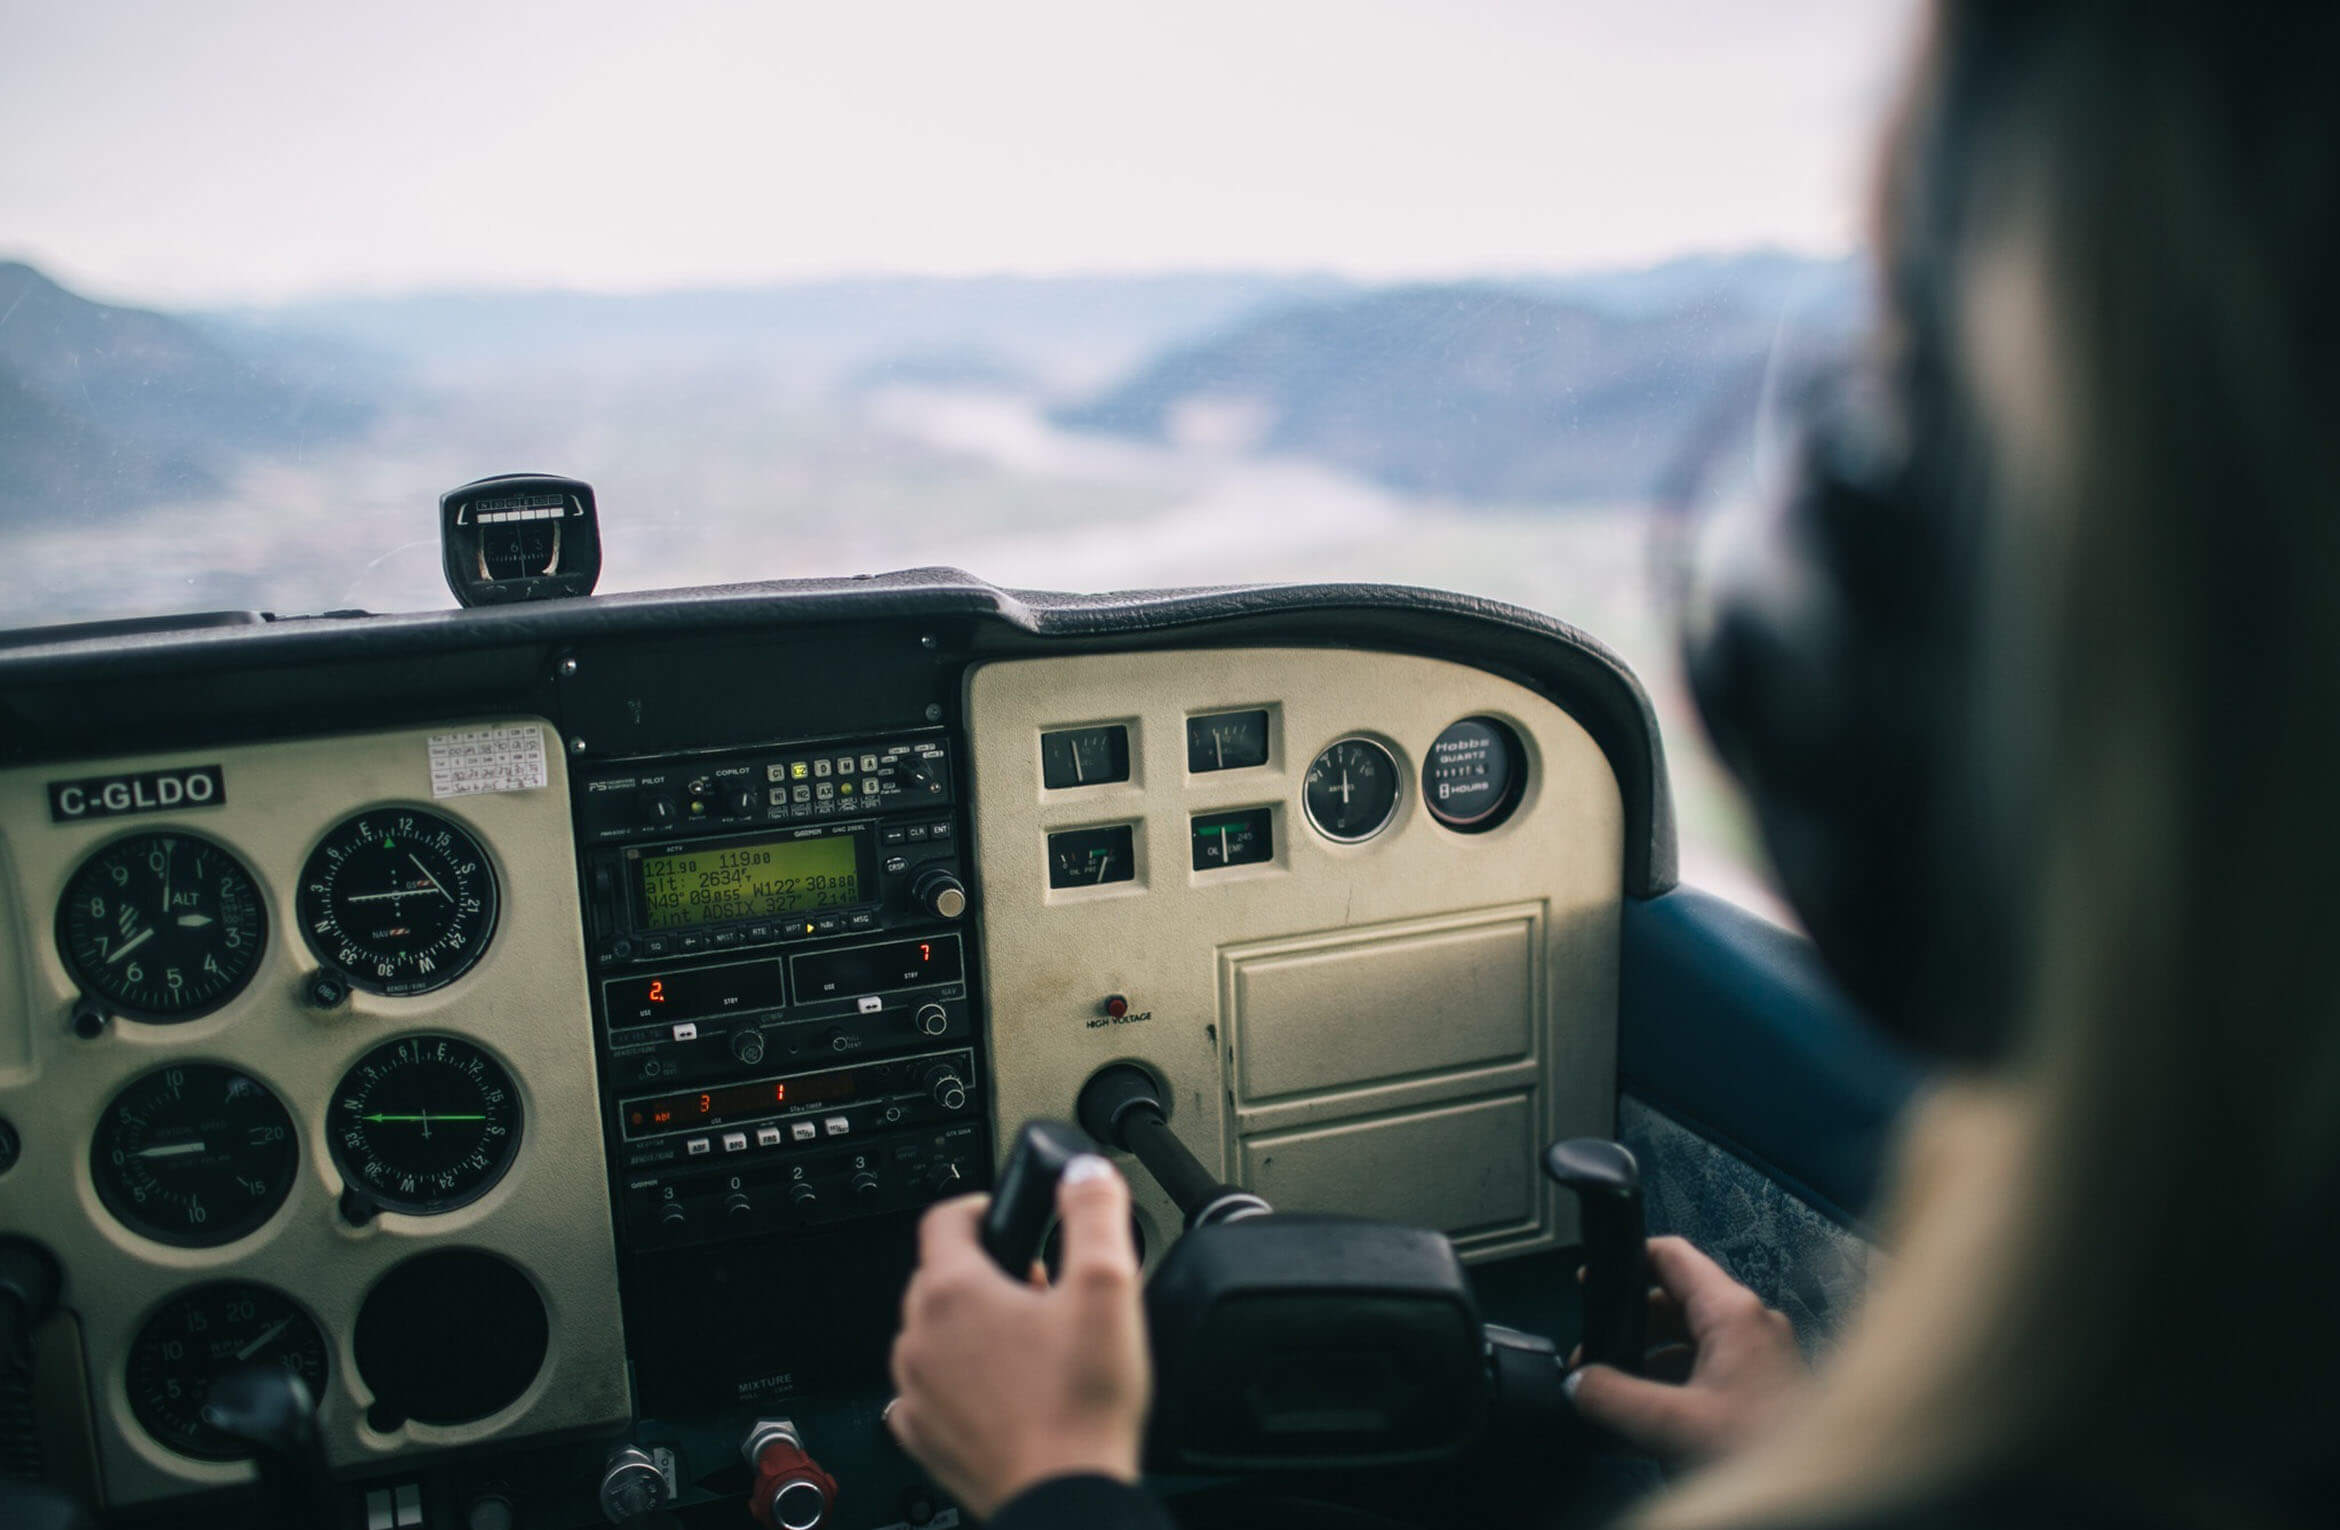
[{"x1": 47, "y1": 764, "x2": 224, "y2": 822}]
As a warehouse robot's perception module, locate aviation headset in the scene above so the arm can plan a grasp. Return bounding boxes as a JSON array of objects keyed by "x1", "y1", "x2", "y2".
[{"x1": 1681, "y1": 5, "x2": 2031, "y2": 1066}]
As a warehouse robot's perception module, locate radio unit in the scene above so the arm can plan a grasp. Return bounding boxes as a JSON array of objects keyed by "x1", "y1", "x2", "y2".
[{"x1": 574, "y1": 727, "x2": 988, "y2": 1253}]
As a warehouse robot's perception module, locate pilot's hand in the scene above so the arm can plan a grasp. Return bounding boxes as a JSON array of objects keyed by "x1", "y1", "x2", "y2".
[
  {"x1": 887, "y1": 1156, "x2": 1150, "y2": 1518},
  {"x1": 1564, "y1": 1235, "x2": 1807, "y2": 1464}
]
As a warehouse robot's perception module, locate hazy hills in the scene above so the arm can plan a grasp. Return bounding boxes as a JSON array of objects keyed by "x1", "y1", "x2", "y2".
[
  {"x1": 0, "y1": 261, "x2": 375, "y2": 524},
  {"x1": 0, "y1": 250, "x2": 1862, "y2": 530}
]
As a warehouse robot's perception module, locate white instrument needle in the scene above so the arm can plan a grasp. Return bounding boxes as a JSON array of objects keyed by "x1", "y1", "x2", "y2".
[
  {"x1": 137, "y1": 1141, "x2": 207, "y2": 1159},
  {"x1": 107, "y1": 926, "x2": 155, "y2": 964},
  {"x1": 235, "y1": 1318, "x2": 292, "y2": 1360}
]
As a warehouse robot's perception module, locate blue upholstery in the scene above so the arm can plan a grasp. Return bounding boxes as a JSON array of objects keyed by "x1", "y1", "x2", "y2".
[{"x1": 1618, "y1": 888, "x2": 1926, "y2": 1231}]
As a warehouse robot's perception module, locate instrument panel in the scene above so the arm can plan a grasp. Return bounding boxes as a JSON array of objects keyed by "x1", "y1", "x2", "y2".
[
  {"x1": 0, "y1": 723, "x2": 628, "y2": 1507},
  {"x1": 0, "y1": 595, "x2": 1645, "y2": 1525}
]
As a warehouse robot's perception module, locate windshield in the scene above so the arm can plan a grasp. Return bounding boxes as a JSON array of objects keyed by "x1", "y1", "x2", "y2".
[{"x1": 1, "y1": 0, "x2": 1916, "y2": 907}]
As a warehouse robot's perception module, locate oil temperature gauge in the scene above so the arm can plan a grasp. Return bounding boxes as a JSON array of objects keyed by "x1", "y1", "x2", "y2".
[{"x1": 1191, "y1": 808, "x2": 1274, "y2": 870}]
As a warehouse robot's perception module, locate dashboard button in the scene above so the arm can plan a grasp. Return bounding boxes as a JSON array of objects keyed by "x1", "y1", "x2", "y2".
[
  {"x1": 823, "y1": 1116, "x2": 850, "y2": 1137},
  {"x1": 756, "y1": 1125, "x2": 783, "y2": 1147},
  {"x1": 672, "y1": 1022, "x2": 699, "y2": 1042},
  {"x1": 722, "y1": 1132, "x2": 747, "y2": 1153},
  {"x1": 791, "y1": 1121, "x2": 818, "y2": 1142},
  {"x1": 686, "y1": 1137, "x2": 711, "y2": 1157},
  {"x1": 880, "y1": 826, "x2": 908, "y2": 847}
]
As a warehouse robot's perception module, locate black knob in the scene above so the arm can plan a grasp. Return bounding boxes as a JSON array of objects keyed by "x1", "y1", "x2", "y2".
[
  {"x1": 724, "y1": 1191, "x2": 753, "y2": 1222},
  {"x1": 922, "y1": 1064, "x2": 969, "y2": 1112},
  {"x1": 641, "y1": 792, "x2": 677, "y2": 826},
  {"x1": 914, "y1": 1003, "x2": 949, "y2": 1037},
  {"x1": 911, "y1": 866, "x2": 967, "y2": 920},
  {"x1": 924, "y1": 1159, "x2": 966, "y2": 1194},
  {"x1": 851, "y1": 1171, "x2": 881, "y2": 1200},
  {"x1": 731, "y1": 1029, "x2": 767, "y2": 1065},
  {"x1": 789, "y1": 1182, "x2": 818, "y2": 1210},
  {"x1": 659, "y1": 1202, "x2": 688, "y2": 1230},
  {"x1": 729, "y1": 786, "x2": 761, "y2": 815},
  {"x1": 686, "y1": 777, "x2": 713, "y2": 803}
]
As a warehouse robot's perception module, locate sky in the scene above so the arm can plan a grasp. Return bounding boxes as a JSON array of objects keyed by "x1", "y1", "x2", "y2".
[{"x1": 1, "y1": 0, "x2": 1921, "y2": 307}]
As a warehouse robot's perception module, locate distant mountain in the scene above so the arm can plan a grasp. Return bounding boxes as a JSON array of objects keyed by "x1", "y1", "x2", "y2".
[
  {"x1": 216, "y1": 272, "x2": 1355, "y2": 393},
  {"x1": 1055, "y1": 257, "x2": 1862, "y2": 505},
  {"x1": 0, "y1": 261, "x2": 376, "y2": 524}
]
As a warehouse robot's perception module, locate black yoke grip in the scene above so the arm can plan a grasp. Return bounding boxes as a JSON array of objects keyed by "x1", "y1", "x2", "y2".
[
  {"x1": 1544, "y1": 1138, "x2": 1648, "y2": 1373},
  {"x1": 980, "y1": 1120, "x2": 1101, "y2": 1277}
]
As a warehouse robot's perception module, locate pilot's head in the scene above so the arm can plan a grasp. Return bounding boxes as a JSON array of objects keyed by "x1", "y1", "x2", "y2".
[{"x1": 1669, "y1": 1, "x2": 2340, "y2": 1522}]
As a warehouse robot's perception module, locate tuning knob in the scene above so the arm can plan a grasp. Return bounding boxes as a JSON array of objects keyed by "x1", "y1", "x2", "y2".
[
  {"x1": 913, "y1": 1003, "x2": 949, "y2": 1037},
  {"x1": 922, "y1": 1063, "x2": 969, "y2": 1113},
  {"x1": 851, "y1": 1171, "x2": 881, "y2": 1201},
  {"x1": 731, "y1": 1029, "x2": 767, "y2": 1065},
  {"x1": 788, "y1": 1182, "x2": 818, "y2": 1212},
  {"x1": 925, "y1": 1159, "x2": 967, "y2": 1194},
  {"x1": 910, "y1": 866, "x2": 967, "y2": 920}
]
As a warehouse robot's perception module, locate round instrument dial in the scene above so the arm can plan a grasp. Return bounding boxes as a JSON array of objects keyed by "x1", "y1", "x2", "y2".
[
  {"x1": 92, "y1": 1063, "x2": 298, "y2": 1247},
  {"x1": 298, "y1": 809, "x2": 498, "y2": 996},
  {"x1": 56, "y1": 832, "x2": 266, "y2": 1021},
  {"x1": 1422, "y1": 716, "x2": 1528, "y2": 832},
  {"x1": 128, "y1": 1282, "x2": 328, "y2": 1461},
  {"x1": 329, "y1": 1034, "x2": 522, "y2": 1214},
  {"x1": 1302, "y1": 737, "x2": 1402, "y2": 843}
]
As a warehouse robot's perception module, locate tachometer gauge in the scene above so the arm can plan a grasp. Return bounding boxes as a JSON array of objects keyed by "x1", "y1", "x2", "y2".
[
  {"x1": 1302, "y1": 738, "x2": 1401, "y2": 843},
  {"x1": 329, "y1": 1034, "x2": 521, "y2": 1214},
  {"x1": 56, "y1": 832, "x2": 266, "y2": 1021},
  {"x1": 298, "y1": 809, "x2": 498, "y2": 995},
  {"x1": 128, "y1": 1282, "x2": 328, "y2": 1461},
  {"x1": 92, "y1": 1064, "x2": 298, "y2": 1247}
]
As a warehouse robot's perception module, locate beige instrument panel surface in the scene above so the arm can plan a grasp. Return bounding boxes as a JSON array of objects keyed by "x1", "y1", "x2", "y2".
[
  {"x1": 0, "y1": 721, "x2": 628, "y2": 1507},
  {"x1": 968, "y1": 648, "x2": 1623, "y2": 1262}
]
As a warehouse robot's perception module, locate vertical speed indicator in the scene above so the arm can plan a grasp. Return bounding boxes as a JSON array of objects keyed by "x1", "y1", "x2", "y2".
[{"x1": 298, "y1": 809, "x2": 498, "y2": 995}]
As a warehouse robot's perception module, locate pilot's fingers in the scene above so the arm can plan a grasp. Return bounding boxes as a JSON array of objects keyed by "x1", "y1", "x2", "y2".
[
  {"x1": 1642, "y1": 1237, "x2": 1763, "y2": 1343},
  {"x1": 1051, "y1": 1155, "x2": 1138, "y2": 1308},
  {"x1": 914, "y1": 1192, "x2": 992, "y2": 1273},
  {"x1": 1564, "y1": 1362, "x2": 1711, "y2": 1458},
  {"x1": 1647, "y1": 1286, "x2": 1690, "y2": 1346}
]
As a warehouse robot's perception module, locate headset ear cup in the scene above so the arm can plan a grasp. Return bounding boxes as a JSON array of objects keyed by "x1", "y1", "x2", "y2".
[{"x1": 1683, "y1": 403, "x2": 1961, "y2": 1047}]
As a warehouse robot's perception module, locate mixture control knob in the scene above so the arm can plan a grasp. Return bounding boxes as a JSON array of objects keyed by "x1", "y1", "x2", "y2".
[
  {"x1": 731, "y1": 1029, "x2": 767, "y2": 1065},
  {"x1": 742, "y1": 1419, "x2": 836, "y2": 1530},
  {"x1": 910, "y1": 866, "x2": 967, "y2": 920},
  {"x1": 598, "y1": 1443, "x2": 669, "y2": 1524},
  {"x1": 922, "y1": 1064, "x2": 969, "y2": 1113},
  {"x1": 914, "y1": 1003, "x2": 949, "y2": 1037}
]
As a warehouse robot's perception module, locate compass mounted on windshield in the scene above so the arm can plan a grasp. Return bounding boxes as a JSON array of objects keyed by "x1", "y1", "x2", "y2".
[{"x1": 440, "y1": 472, "x2": 601, "y2": 607}]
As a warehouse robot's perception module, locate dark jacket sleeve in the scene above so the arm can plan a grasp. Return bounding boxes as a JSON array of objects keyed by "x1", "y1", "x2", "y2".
[{"x1": 985, "y1": 1474, "x2": 1176, "y2": 1530}]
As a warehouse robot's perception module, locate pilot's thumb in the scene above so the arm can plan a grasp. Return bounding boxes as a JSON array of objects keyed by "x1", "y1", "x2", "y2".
[
  {"x1": 1564, "y1": 1363, "x2": 1702, "y2": 1459},
  {"x1": 1053, "y1": 1155, "x2": 1139, "y2": 1303}
]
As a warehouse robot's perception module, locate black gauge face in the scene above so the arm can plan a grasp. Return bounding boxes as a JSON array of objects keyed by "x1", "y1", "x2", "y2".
[
  {"x1": 1303, "y1": 738, "x2": 1401, "y2": 843},
  {"x1": 57, "y1": 832, "x2": 266, "y2": 1021},
  {"x1": 1187, "y1": 709, "x2": 1271, "y2": 773},
  {"x1": 1039, "y1": 726, "x2": 1130, "y2": 789},
  {"x1": 128, "y1": 1282, "x2": 329, "y2": 1461},
  {"x1": 1047, "y1": 824, "x2": 1136, "y2": 888},
  {"x1": 92, "y1": 1064, "x2": 298, "y2": 1247},
  {"x1": 329, "y1": 1034, "x2": 521, "y2": 1214},
  {"x1": 1191, "y1": 808, "x2": 1274, "y2": 870},
  {"x1": 1424, "y1": 716, "x2": 1527, "y2": 831},
  {"x1": 299, "y1": 809, "x2": 498, "y2": 996}
]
